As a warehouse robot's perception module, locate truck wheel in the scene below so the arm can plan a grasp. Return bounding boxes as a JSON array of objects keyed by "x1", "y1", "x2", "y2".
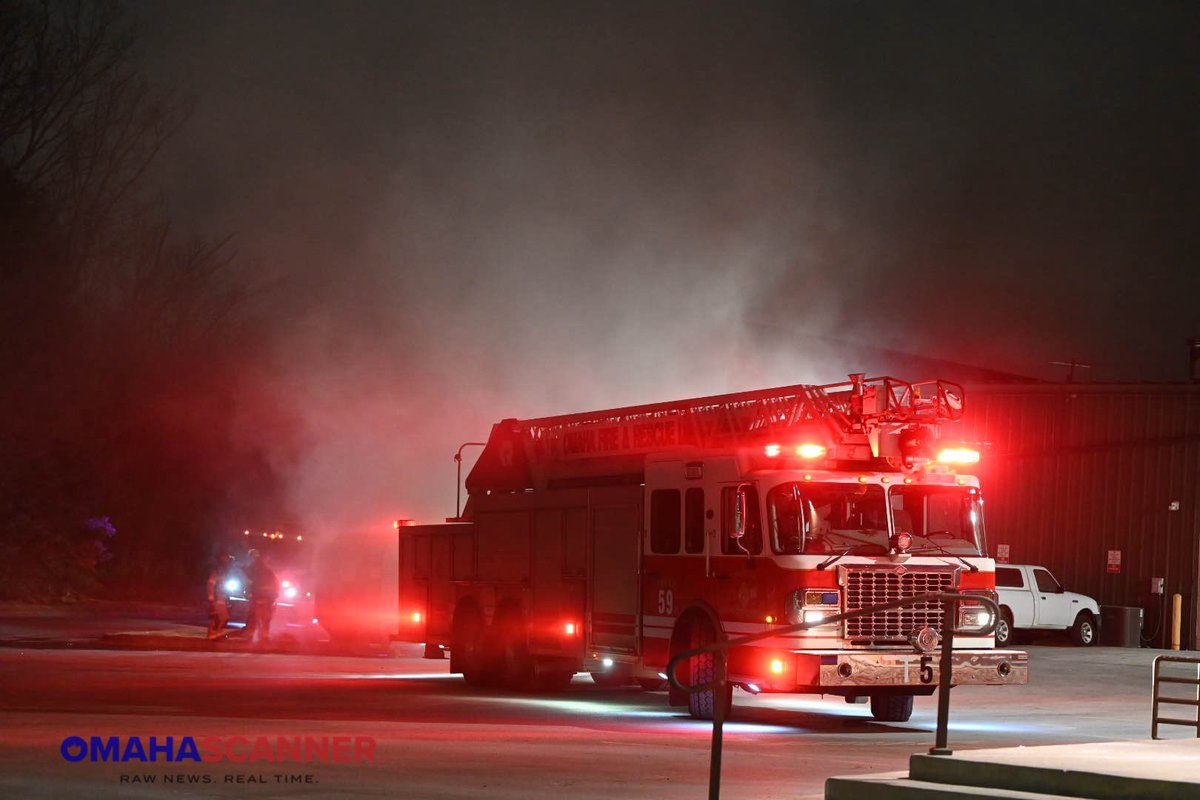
[
  {"x1": 994, "y1": 608, "x2": 1014, "y2": 648},
  {"x1": 493, "y1": 610, "x2": 533, "y2": 689},
  {"x1": 686, "y1": 620, "x2": 732, "y2": 721},
  {"x1": 453, "y1": 613, "x2": 487, "y2": 687},
  {"x1": 869, "y1": 694, "x2": 914, "y2": 722},
  {"x1": 1071, "y1": 611, "x2": 1097, "y2": 647}
]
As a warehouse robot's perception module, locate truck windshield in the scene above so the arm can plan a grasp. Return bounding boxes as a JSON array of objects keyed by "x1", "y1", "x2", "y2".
[
  {"x1": 889, "y1": 485, "x2": 984, "y2": 556},
  {"x1": 768, "y1": 482, "x2": 889, "y2": 555},
  {"x1": 768, "y1": 482, "x2": 985, "y2": 556}
]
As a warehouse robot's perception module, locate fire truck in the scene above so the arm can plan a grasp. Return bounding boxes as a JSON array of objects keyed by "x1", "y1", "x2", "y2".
[{"x1": 395, "y1": 375, "x2": 1028, "y2": 722}]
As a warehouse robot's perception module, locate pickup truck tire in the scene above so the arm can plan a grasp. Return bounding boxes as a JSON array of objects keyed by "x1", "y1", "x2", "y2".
[
  {"x1": 994, "y1": 608, "x2": 1014, "y2": 648},
  {"x1": 870, "y1": 694, "x2": 914, "y2": 722},
  {"x1": 1071, "y1": 611, "x2": 1097, "y2": 646}
]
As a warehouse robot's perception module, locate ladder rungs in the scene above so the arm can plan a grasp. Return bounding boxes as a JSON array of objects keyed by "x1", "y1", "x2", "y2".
[
  {"x1": 1154, "y1": 717, "x2": 1200, "y2": 727},
  {"x1": 1156, "y1": 697, "x2": 1200, "y2": 707},
  {"x1": 1157, "y1": 676, "x2": 1200, "y2": 685}
]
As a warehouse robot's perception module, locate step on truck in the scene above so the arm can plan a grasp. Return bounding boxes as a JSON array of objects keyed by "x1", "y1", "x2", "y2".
[{"x1": 395, "y1": 374, "x2": 1028, "y2": 722}]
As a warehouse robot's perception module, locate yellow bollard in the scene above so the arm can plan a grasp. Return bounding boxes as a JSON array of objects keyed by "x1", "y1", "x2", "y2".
[{"x1": 1170, "y1": 593, "x2": 1182, "y2": 651}]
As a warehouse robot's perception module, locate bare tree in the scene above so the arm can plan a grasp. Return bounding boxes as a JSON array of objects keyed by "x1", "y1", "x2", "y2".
[{"x1": 0, "y1": 0, "x2": 187, "y2": 272}]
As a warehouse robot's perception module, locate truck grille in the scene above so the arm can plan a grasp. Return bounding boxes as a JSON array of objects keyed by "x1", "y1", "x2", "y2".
[{"x1": 842, "y1": 567, "x2": 956, "y2": 643}]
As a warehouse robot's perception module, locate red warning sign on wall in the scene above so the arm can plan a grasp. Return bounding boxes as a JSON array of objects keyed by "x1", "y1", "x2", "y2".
[{"x1": 1107, "y1": 550, "x2": 1121, "y2": 573}]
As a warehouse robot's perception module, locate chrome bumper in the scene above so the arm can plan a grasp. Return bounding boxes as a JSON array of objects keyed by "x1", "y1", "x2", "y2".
[{"x1": 815, "y1": 649, "x2": 1028, "y2": 688}]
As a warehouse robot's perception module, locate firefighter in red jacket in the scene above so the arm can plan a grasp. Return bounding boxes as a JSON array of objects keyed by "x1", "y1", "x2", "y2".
[
  {"x1": 206, "y1": 553, "x2": 235, "y2": 639},
  {"x1": 245, "y1": 549, "x2": 280, "y2": 645}
]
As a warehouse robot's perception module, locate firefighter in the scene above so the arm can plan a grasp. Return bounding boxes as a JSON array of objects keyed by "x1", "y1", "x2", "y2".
[
  {"x1": 245, "y1": 549, "x2": 280, "y2": 645},
  {"x1": 206, "y1": 553, "x2": 235, "y2": 639}
]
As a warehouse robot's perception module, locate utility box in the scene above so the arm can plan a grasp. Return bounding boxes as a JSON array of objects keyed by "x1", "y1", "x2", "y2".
[{"x1": 1099, "y1": 605, "x2": 1143, "y2": 647}]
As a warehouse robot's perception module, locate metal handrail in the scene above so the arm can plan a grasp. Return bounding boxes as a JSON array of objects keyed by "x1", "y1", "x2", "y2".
[
  {"x1": 1151, "y1": 655, "x2": 1200, "y2": 739},
  {"x1": 666, "y1": 592, "x2": 1000, "y2": 800}
]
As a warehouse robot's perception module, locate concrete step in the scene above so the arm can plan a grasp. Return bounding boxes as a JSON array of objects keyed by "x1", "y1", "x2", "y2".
[
  {"x1": 908, "y1": 740, "x2": 1200, "y2": 800},
  {"x1": 826, "y1": 772, "x2": 1085, "y2": 800}
]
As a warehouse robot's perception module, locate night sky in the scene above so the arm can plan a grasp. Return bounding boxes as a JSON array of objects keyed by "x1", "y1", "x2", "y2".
[{"x1": 131, "y1": 1, "x2": 1198, "y2": 528}]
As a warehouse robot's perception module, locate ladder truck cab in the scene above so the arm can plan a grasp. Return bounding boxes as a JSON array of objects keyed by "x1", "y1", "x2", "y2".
[{"x1": 396, "y1": 374, "x2": 1028, "y2": 722}]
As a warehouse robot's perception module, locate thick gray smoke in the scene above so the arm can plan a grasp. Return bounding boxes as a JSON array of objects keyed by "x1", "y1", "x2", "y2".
[{"x1": 134, "y1": 2, "x2": 1199, "y2": 530}]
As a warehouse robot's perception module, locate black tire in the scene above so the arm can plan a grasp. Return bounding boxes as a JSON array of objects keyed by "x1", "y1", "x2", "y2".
[
  {"x1": 1071, "y1": 611, "x2": 1097, "y2": 647},
  {"x1": 994, "y1": 608, "x2": 1014, "y2": 648},
  {"x1": 452, "y1": 613, "x2": 487, "y2": 687},
  {"x1": 686, "y1": 620, "x2": 733, "y2": 721},
  {"x1": 493, "y1": 610, "x2": 533, "y2": 689},
  {"x1": 870, "y1": 694, "x2": 914, "y2": 722},
  {"x1": 638, "y1": 677, "x2": 668, "y2": 692}
]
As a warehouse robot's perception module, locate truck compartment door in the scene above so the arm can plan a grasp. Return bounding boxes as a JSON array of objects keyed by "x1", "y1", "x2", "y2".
[{"x1": 589, "y1": 504, "x2": 640, "y2": 654}]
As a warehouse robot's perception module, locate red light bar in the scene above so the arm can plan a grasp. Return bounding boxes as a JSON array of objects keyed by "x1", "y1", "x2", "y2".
[
  {"x1": 936, "y1": 447, "x2": 981, "y2": 465},
  {"x1": 764, "y1": 443, "x2": 782, "y2": 458},
  {"x1": 795, "y1": 443, "x2": 827, "y2": 459}
]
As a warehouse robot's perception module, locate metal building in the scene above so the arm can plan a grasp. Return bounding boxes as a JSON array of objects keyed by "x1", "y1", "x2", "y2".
[{"x1": 949, "y1": 382, "x2": 1200, "y2": 650}]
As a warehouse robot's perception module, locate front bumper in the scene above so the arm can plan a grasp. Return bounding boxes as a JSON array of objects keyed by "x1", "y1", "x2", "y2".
[
  {"x1": 815, "y1": 649, "x2": 1027, "y2": 688},
  {"x1": 741, "y1": 648, "x2": 1028, "y2": 691}
]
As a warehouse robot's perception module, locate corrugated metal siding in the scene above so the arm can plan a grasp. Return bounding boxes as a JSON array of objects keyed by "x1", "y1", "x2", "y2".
[{"x1": 949, "y1": 384, "x2": 1200, "y2": 649}]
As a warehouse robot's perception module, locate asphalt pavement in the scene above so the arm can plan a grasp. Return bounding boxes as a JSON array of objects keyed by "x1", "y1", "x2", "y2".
[{"x1": 0, "y1": 607, "x2": 1193, "y2": 800}]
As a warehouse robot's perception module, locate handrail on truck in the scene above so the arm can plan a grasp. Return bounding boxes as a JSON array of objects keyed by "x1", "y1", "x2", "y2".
[
  {"x1": 667, "y1": 592, "x2": 1000, "y2": 800},
  {"x1": 1151, "y1": 655, "x2": 1200, "y2": 739}
]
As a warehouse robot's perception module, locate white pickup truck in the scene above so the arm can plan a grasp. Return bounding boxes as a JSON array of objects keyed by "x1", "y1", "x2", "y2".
[{"x1": 994, "y1": 564, "x2": 1100, "y2": 647}]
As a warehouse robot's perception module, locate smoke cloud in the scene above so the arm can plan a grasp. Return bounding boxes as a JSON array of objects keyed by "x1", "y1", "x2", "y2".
[{"x1": 133, "y1": 2, "x2": 1200, "y2": 531}]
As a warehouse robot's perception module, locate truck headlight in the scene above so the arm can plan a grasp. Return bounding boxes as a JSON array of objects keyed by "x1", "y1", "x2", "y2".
[
  {"x1": 958, "y1": 605, "x2": 992, "y2": 630},
  {"x1": 787, "y1": 589, "x2": 841, "y2": 626}
]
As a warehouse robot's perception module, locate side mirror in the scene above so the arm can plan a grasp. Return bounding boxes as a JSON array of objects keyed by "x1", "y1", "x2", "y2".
[{"x1": 732, "y1": 488, "x2": 746, "y2": 539}]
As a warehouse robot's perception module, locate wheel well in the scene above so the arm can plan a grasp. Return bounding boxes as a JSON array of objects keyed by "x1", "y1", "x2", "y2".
[
  {"x1": 491, "y1": 599, "x2": 527, "y2": 640},
  {"x1": 999, "y1": 605, "x2": 1013, "y2": 621},
  {"x1": 452, "y1": 599, "x2": 483, "y2": 631}
]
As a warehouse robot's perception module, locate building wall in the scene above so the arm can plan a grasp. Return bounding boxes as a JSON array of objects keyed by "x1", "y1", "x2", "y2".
[{"x1": 950, "y1": 383, "x2": 1200, "y2": 650}]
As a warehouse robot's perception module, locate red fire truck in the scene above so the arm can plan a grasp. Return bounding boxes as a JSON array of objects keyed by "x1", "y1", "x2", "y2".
[{"x1": 395, "y1": 375, "x2": 1027, "y2": 722}]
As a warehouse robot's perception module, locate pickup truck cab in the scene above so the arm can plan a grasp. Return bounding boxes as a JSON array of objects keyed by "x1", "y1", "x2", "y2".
[{"x1": 995, "y1": 564, "x2": 1100, "y2": 647}]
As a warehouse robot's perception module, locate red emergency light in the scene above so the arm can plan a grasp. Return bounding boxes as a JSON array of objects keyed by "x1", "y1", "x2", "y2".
[
  {"x1": 795, "y1": 443, "x2": 827, "y2": 459},
  {"x1": 764, "y1": 442, "x2": 827, "y2": 459},
  {"x1": 936, "y1": 446, "x2": 981, "y2": 465},
  {"x1": 394, "y1": 519, "x2": 416, "y2": 529}
]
